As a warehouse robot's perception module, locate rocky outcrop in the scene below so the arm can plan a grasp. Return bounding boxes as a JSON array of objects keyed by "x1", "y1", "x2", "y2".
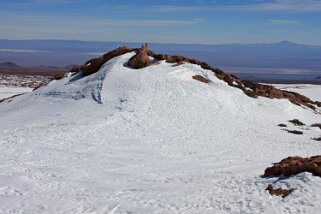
[
  {"x1": 128, "y1": 44, "x2": 152, "y2": 69},
  {"x1": 242, "y1": 81, "x2": 317, "y2": 109},
  {"x1": 147, "y1": 50, "x2": 320, "y2": 110},
  {"x1": 311, "y1": 123, "x2": 321, "y2": 130},
  {"x1": 263, "y1": 156, "x2": 321, "y2": 177},
  {"x1": 51, "y1": 71, "x2": 67, "y2": 80},
  {"x1": 192, "y1": 75, "x2": 210, "y2": 83},
  {"x1": 81, "y1": 46, "x2": 134, "y2": 75},
  {"x1": 69, "y1": 65, "x2": 80, "y2": 73},
  {"x1": 266, "y1": 185, "x2": 294, "y2": 198}
]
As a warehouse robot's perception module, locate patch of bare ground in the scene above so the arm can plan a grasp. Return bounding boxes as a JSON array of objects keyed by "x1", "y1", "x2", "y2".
[
  {"x1": 311, "y1": 123, "x2": 321, "y2": 130},
  {"x1": 278, "y1": 124, "x2": 287, "y2": 127},
  {"x1": 312, "y1": 137, "x2": 321, "y2": 141},
  {"x1": 282, "y1": 129, "x2": 303, "y2": 135},
  {"x1": 266, "y1": 184, "x2": 294, "y2": 198},
  {"x1": 288, "y1": 119, "x2": 305, "y2": 126},
  {"x1": 192, "y1": 75, "x2": 210, "y2": 83}
]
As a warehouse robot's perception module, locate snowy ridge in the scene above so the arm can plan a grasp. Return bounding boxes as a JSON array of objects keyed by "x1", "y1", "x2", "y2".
[
  {"x1": 35, "y1": 55, "x2": 121, "y2": 103},
  {"x1": 0, "y1": 52, "x2": 321, "y2": 213}
]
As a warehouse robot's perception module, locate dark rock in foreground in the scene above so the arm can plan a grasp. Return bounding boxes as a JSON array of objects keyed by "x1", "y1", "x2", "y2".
[
  {"x1": 266, "y1": 184, "x2": 294, "y2": 198},
  {"x1": 264, "y1": 156, "x2": 321, "y2": 177}
]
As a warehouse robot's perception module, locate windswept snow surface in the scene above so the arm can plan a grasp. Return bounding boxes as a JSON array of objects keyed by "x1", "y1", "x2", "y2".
[
  {"x1": 0, "y1": 87, "x2": 32, "y2": 100},
  {"x1": 0, "y1": 52, "x2": 321, "y2": 214}
]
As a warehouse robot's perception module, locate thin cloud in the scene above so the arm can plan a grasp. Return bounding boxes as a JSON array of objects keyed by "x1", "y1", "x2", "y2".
[
  {"x1": 268, "y1": 19, "x2": 301, "y2": 24},
  {"x1": 0, "y1": 0, "x2": 75, "y2": 6},
  {"x1": 247, "y1": 0, "x2": 321, "y2": 12},
  {"x1": 0, "y1": 12, "x2": 202, "y2": 28},
  {"x1": 107, "y1": 0, "x2": 321, "y2": 13}
]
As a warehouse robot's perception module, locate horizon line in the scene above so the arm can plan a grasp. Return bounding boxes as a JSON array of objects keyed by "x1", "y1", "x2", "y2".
[{"x1": 0, "y1": 38, "x2": 320, "y2": 47}]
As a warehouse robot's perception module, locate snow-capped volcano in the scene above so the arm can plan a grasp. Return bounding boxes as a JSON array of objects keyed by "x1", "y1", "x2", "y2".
[{"x1": 0, "y1": 45, "x2": 321, "y2": 213}]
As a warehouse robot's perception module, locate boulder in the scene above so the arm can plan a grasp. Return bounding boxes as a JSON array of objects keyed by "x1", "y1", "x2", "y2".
[
  {"x1": 263, "y1": 156, "x2": 321, "y2": 177},
  {"x1": 128, "y1": 43, "x2": 152, "y2": 69}
]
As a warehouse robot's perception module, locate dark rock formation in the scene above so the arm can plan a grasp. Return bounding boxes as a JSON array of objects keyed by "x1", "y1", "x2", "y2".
[
  {"x1": 278, "y1": 124, "x2": 287, "y2": 127},
  {"x1": 311, "y1": 123, "x2": 321, "y2": 130},
  {"x1": 242, "y1": 81, "x2": 317, "y2": 109},
  {"x1": 80, "y1": 46, "x2": 134, "y2": 75},
  {"x1": 263, "y1": 156, "x2": 321, "y2": 177},
  {"x1": 266, "y1": 184, "x2": 294, "y2": 198},
  {"x1": 288, "y1": 119, "x2": 305, "y2": 126},
  {"x1": 69, "y1": 65, "x2": 80, "y2": 73},
  {"x1": 146, "y1": 49, "x2": 320, "y2": 109},
  {"x1": 282, "y1": 129, "x2": 303, "y2": 135},
  {"x1": 128, "y1": 43, "x2": 152, "y2": 69},
  {"x1": 192, "y1": 75, "x2": 210, "y2": 83}
]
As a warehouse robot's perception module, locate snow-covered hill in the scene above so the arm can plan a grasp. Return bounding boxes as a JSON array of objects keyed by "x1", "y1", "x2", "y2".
[{"x1": 0, "y1": 51, "x2": 321, "y2": 213}]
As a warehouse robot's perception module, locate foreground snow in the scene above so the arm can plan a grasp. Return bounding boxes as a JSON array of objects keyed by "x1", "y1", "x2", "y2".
[
  {"x1": 0, "y1": 53, "x2": 321, "y2": 214},
  {"x1": 0, "y1": 87, "x2": 32, "y2": 100}
]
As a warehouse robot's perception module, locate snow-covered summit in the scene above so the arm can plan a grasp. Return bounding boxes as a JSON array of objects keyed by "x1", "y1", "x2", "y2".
[
  {"x1": 3, "y1": 44, "x2": 320, "y2": 111},
  {"x1": 0, "y1": 46, "x2": 321, "y2": 213}
]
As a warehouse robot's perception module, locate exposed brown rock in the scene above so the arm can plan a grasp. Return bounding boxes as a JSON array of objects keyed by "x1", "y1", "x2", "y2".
[
  {"x1": 278, "y1": 124, "x2": 287, "y2": 127},
  {"x1": 288, "y1": 119, "x2": 305, "y2": 126},
  {"x1": 128, "y1": 43, "x2": 152, "y2": 69},
  {"x1": 266, "y1": 184, "x2": 294, "y2": 198},
  {"x1": 69, "y1": 65, "x2": 80, "y2": 73},
  {"x1": 146, "y1": 50, "x2": 319, "y2": 110},
  {"x1": 51, "y1": 71, "x2": 67, "y2": 80},
  {"x1": 282, "y1": 129, "x2": 303, "y2": 135},
  {"x1": 311, "y1": 123, "x2": 321, "y2": 130},
  {"x1": 192, "y1": 75, "x2": 210, "y2": 83},
  {"x1": 242, "y1": 81, "x2": 317, "y2": 109},
  {"x1": 81, "y1": 46, "x2": 134, "y2": 75},
  {"x1": 263, "y1": 156, "x2": 321, "y2": 177}
]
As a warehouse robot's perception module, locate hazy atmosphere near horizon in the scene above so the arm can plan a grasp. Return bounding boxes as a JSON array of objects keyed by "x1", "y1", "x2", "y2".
[{"x1": 0, "y1": 0, "x2": 321, "y2": 45}]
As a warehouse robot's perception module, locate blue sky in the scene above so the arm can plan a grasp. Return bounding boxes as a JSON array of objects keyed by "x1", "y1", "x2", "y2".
[{"x1": 0, "y1": 0, "x2": 321, "y2": 44}]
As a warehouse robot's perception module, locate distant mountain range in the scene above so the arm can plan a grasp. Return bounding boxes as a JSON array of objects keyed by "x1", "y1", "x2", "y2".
[{"x1": 0, "y1": 61, "x2": 20, "y2": 68}]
